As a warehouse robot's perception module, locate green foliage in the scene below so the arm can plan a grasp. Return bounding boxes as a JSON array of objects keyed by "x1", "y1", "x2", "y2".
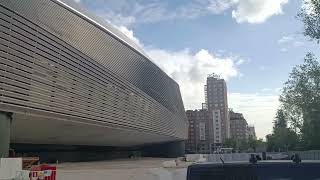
[
  {"x1": 225, "y1": 137, "x2": 265, "y2": 152},
  {"x1": 266, "y1": 128, "x2": 299, "y2": 152},
  {"x1": 274, "y1": 109, "x2": 287, "y2": 130},
  {"x1": 248, "y1": 137, "x2": 264, "y2": 152},
  {"x1": 224, "y1": 138, "x2": 237, "y2": 149},
  {"x1": 280, "y1": 53, "x2": 320, "y2": 149},
  {"x1": 266, "y1": 107, "x2": 300, "y2": 151},
  {"x1": 238, "y1": 139, "x2": 249, "y2": 151},
  {"x1": 298, "y1": 0, "x2": 320, "y2": 43}
]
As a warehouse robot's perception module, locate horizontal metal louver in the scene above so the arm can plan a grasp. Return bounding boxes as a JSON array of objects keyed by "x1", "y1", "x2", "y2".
[{"x1": 0, "y1": 0, "x2": 188, "y2": 146}]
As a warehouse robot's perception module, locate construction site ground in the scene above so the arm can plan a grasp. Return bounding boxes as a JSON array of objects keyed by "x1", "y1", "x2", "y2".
[{"x1": 56, "y1": 158, "x2": 187, "y2": 180}]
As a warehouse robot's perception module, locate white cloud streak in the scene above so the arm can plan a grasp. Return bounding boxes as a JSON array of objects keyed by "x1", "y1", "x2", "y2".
[
  {"x1": 208, "y1": 0, "x2": 236, "y2": 14},
  {"x1": 278, "y1": 35, "x2": 305, "y2": 52},
  {"x1": 80, "y1": 0, "x2": 289, "y2": 26},
  {"x1": 278, "y1": 36, "x2": 294, "y2": 44}
]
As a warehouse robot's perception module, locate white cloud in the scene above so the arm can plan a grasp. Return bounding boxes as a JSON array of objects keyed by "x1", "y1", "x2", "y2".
[
  {"x1": 278, "y1": 35, "x2": 305, "y2": 52},
  {"x1": 278, "y1": 36, "x2": 294, "y2": 44},
  {"x1": 235, "y1": 59, "x2": 246, "y2": 65},
  {"x1": 229, "y1": 93, "x2": 280, "y2": 138},
  {"x1": 232, "y1": 0, "x2": 289, "y2": 23},
  {"x1": 293, "y1": 41, "x2": 304, "y2": 47},
  {"x1": 116, "y1": 25, "x2": 143, "y2": 47},
  {"x1": 81, "y1": 0, "x2": 289, "y2": 26},
  {"x1": 102, "y1": 12, "x2": 136, "y2": 27},
  {"x1": 208, "y1": 0, "x2": 236, "y2": 14},
  {"x1": 73, "y1": 0, "x2": 81, "y2": 3},
  {"x1": 147, "y1": 48, "x2": 240, "y2": 109}
]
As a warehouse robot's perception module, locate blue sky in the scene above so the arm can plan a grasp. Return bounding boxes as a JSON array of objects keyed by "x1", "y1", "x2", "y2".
[{"x1": 73, "y1": 0, "x2": 319, "y2": 138}]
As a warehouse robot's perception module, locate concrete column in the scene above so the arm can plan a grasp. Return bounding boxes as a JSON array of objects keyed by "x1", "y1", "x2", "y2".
[{"x1": 0, "y1": 111, "x2": 12, "y2": 158}]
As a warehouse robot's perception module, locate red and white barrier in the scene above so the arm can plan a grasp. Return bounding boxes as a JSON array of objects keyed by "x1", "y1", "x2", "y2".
[{"x1": 29, "y1": 165, "x2": 57, "y2": 180}]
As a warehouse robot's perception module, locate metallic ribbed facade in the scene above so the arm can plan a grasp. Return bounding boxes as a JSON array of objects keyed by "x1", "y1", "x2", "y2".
[{"x1": 0, "y1": 0, "x2": 187, "y2": 147}]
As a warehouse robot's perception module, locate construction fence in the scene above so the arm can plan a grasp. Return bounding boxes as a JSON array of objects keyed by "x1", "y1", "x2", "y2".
[{"x1": 288, "y1": 150, "x2": 320, "y2": 160}]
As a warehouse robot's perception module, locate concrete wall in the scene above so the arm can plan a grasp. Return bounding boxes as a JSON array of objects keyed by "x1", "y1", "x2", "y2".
[{"x1": 0, "y1": 158, "x2": 22, "y2": 180}]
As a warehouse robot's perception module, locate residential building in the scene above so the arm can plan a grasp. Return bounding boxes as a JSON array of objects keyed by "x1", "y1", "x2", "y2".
[
  {"x1": 185, "y1": 109, "x2": 217, "y2": 154},
  {"x1": 248, "y1": 126, "x2": 257, "y2": 140},
  {"x1": 204, "y1": 74, "x2": 230, "y2": 142},
  {"x1": 229, "y1": 111, "x2": 249, "y2": 142}
]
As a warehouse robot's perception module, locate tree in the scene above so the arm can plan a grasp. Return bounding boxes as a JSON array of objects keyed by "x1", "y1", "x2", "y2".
[
  {"x1": 280, "y1": 53, "x2": 320, "y2": 149},
  {"x1": 266, "y1": 134, "x2": 276, "y2": 152},
  {"x1": 224, "y1": 138, "x2": 237, "y2": 149},
  {"x1": 238, "y1": 139, "x2": 249, "y2": 151},
  {"x1": 266, "y1": 107, "x2": 300, "y2": 151},
  {"x1": 282, "y1": 104, "x2": 303, "y2": 133},
  {"x1": 266, "y1": 129, "x2": 299, "y2": 152},
  {"x1": 248, "y1": 138, "x2": 264, "y2": 152},
  {"x1": 274, "y1": 109, "x2": 287, "y2": 130},
  {"x1": 298, "y1": 0, "x2": 320, "y2": 43}
]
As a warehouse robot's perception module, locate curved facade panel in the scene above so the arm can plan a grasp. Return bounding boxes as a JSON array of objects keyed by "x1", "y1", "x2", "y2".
[{"x1": 0, "y1": 0, "x2": 187, "y2": 147}]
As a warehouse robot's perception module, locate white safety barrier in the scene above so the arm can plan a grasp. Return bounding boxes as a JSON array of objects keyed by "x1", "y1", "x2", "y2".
[
  {"x1": 206, "y1": 153, "x2": 251, "y2": 162},
  {"x1": 185, "y1": 154, "x2": 207, "y2": 162},
  {"x1": 0, "y1": 158, "x2": 22, "y2": 180},
  {"x1": 288, "y1": 150, "x2": 320, "y2": 160},
  {"x1": 186, "y1": 153, "x2": 260, "y2": 163},
  {"x1": 186, "y1": 153, "x2": 291, "y2": 163},
  {"x1": 14, "y1": 170, "x2": 30, "y2": 180}
]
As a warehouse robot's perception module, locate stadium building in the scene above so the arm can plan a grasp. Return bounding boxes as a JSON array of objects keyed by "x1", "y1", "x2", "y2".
[{"x1": 0, "y1": 0, "x2": 187, "y2": 159}]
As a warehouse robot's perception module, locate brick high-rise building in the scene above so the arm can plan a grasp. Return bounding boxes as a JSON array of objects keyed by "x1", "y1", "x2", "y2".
[
  {"x1": 186, "y1": 74, "x2": 230, "y2": 153},
  {"x1": 204, "y1": 74, "x2": 230, "y2": 142},
  {"x1": 229, "y1": 111, "x2": 249, "y2": 142},
  {"x1": 185, "y1": 109, "x2": 217, "y2": 154}
]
